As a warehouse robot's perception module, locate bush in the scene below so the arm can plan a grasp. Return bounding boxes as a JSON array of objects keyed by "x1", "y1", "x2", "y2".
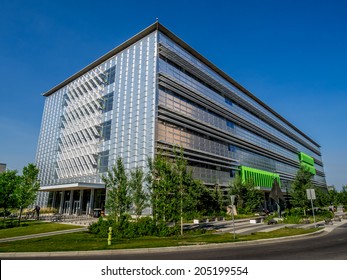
[
  {"x1": 281, "y1": 208, "x2": 334, "y2": 224},
  {"x1": 310, "y1": 209, "x2": 333, "y2": 219},
  {"x1": 284, "y1": 215, "x2": 302, "y2": 224},
  {"x1": 88, "y1": 216, "x2": 180, "y2": 239},
  {"x1": 88, "y1": 217, "x2": 111, "y2": 237},
  {"x1": 0, "y1": 210, "x2": 11, "y2": 217}
]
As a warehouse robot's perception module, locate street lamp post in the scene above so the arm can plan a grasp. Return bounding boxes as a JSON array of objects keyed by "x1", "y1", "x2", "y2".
[{"x1": 230, "y1": 195, "x2": 236, "y2": 240}]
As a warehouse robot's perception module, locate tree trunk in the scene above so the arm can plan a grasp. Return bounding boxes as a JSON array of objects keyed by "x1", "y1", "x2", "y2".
[
  {"x1": 2, "y1": 209, "x2": 5, "y2": 225},
  {"x1": 18, "y1": 207, "x2": 23, "y2": 226}
]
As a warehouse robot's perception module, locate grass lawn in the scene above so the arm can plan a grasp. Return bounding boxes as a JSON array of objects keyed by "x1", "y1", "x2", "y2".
[
  {"x1": 0, "y1": 227, "x2": 319, "y2": 253},
  {"x1": 0, "y1": 221, "x2": 83, "y2": 239}
]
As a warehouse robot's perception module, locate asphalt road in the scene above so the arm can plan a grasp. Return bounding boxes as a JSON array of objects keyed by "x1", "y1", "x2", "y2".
[{"x1": 2, "y1": 222, "x2": 347, "y2": 260}]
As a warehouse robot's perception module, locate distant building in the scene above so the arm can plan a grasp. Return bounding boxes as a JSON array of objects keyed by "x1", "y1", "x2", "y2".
[
  {"x1": 35, "y1": 22, "x2": 327, "y2": 215},
  {"x1": 0, "y1": 163, "x2": 6, "y2": 173}
]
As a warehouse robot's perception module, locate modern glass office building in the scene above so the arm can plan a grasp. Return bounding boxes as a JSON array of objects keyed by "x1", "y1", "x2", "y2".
[{"x1": 35, "y1": 22, "x2": 327, "y2": 215}]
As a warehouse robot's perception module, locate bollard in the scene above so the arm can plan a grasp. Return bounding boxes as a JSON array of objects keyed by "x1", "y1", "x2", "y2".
[{"x1": 108, "y1": 227, "x2": 112, "y2": 245}]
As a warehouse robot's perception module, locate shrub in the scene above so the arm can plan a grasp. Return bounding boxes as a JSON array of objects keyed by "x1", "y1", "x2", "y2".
[
  {"x1": 88, "y1": 216, "x2": 180, "y2": 238},
  {"x1": 0, "y1": 210, "x2": 11, "y2": 217},
  {"x1": 88, "y1": 217, "x2": 112, "y2": 237},
  {"x1": 284, "y1": 215, "x2": 302, "y2": 224}
]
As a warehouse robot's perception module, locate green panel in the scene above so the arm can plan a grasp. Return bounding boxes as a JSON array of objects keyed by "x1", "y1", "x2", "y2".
[
  {"x1": 299, "y1": 152, "x2": 314, "y2": 166},
  {"x1": 239, "y1": 166, "x2": 281, "y2": 189},
  {"x1": 301, "y1": 162, "x2": 316, "y2": 175}
]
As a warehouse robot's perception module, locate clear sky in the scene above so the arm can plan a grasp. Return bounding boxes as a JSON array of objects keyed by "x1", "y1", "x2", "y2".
[{"x1": 0, "y1": 0, "x2": 346, "y2": 189}]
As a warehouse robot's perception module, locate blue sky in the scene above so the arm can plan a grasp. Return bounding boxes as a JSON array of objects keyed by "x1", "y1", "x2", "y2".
[{"x1": 0, "y1": 0, "x2": 346, "y2": 189}]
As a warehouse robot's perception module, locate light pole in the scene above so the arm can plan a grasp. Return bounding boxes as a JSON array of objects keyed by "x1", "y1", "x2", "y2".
[{"x1": 230, "y1": 195, "x2": 236, "y2": 240}]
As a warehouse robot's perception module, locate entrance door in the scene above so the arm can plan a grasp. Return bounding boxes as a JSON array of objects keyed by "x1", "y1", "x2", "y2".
[
  {"x1": 73, "y1": 201, "x2": 80, "y2": 215},
  {"x1": 64, "y1": 201, "x2": 70, "y2": 214},
  {"x1": 86, "y1": 202, "x2": 90, "y2": 216}
]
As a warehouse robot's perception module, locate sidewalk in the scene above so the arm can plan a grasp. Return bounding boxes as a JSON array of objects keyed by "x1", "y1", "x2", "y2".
[{"x1": 0, "y1": 227, "x2": 88, "y2": 243}]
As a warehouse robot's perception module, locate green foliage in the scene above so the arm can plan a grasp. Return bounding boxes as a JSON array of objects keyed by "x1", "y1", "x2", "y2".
[
  {"x1": 88, "y1": 217, "x2": 111, "y2": 236},
  {"x1": 16, "y1": 164, "x2": 40, "y2": 225},
  {"x1": 328, "y1": 187, "x2": 340, "y2": 206},
  {"x1": 282, "y1": 207, "x2": 333, "y2": 224},
  {"x1": 229, "y1": 174, "x2": 263, "y2": 214},
  {"x1": 147, "y1": 148, "x2": 209, "y2": 223},
  {"x1": 129, "y1": 167, "x2": 148, "y2": 220},
  {"x1": 102, "y1": 157, "x2": 131, "y2": 222},
  {"x1": 211, "y1": 185, "x2": 224, "y2": 214},
  {"x1": 88, "y1": 217, "x2": 179, "y2": 238},
  {"x1": 0, "y1": 227, "x2": 319, "y2": 253},
  {"x1": 313, "y1": 187, "x2": 329, "y2": 207},
  {"x1": 332, "y1": 185, "x2": 347, "y2": 208},
  {"x1": 0, "y1": 170, "x2": 20, "y2": 224},
  {"x1": 290, "y1": 166, "x2": 313, "y2": 214},
  {"x1": 283, "y1": 215, "x2": 302, "y2": 224}
]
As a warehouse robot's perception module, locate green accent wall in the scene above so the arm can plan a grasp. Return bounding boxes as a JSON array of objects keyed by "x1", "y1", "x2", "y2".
[
  {"x1": 240, "y1": 166, "x2": 280, "y2": 189},
  {"x1": 298, "y1": 152, "x2": 316, "y2": 175},
  {"x1": 300, "y1": 162, "x2": 316, "y2": 175},
  {"x1": 299, "y1": 152, "x2": 314, "y2": 166}
]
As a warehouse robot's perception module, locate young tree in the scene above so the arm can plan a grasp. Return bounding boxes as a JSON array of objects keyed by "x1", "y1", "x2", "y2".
[
  {"x1": 147, "y1": 153, "x2": 176, "y2": 223},
  {"x1": 102, "y1": 157, "x2": 131, "y2": 223},
  {"x1": 129, "y1": 167, "x2": 148, "y2": 220},
  {"x1": 172, "y1": 147, "x2": 209, "y2": 234},
  {"x1": 313, "y1": 187, "x2": 329, "y2": 208},
  {"x1": 328, "y1": 186, "x2": 340, "y2": 206},
  {"x1": 212, "y1": 184, "x2": 224, "y2": 214},
  {"x1": 147, "y1": 148, "x2": 209, "y2": 232},
  {"x1": 338, "y1": 186, "x2": 347, "y2": 207},
  {"x1": 16, "y1": 164, "x2": 40, "y2": 225},
  {"x1": 0, "y1": 170, "x2": 20, "y2": 224},
  {"x1": 229, "y1": 174, "x2": 263, "y2": 214},
  {"x1": 290, "y1": 166, "x2": 313, "y2": 215}
]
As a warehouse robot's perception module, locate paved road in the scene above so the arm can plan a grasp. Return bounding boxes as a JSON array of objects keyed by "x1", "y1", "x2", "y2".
[{"x1": 2, "y1": 220, "x2": 347, "y2": 260}]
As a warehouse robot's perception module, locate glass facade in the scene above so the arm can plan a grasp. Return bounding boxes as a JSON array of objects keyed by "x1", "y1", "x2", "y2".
[
  {"x1": 35, "y1": 23, "x2": 327, "y2": 211},
  {"x1": 156, "y1": 30, "x2": 326, "y2": 189},
  {"x1": 36, "y1": 31, "x2": 157, "y2": 208}
]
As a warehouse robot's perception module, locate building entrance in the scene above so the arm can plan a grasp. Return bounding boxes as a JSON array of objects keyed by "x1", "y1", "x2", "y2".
[
  {"x1": 73, "y1": 201, "x2": 80, "y2": 215},
  {"x1": 64, "y1": 201, "x2": 70, "y2": 214}
]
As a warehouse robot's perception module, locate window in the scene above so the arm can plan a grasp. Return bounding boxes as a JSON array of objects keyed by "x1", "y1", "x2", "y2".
[
  {"x1": 226, "y1": 120, "x2": 234, "y2": 128},
  {"x1": 225, "y1": 96, "x2": 233, "y2": 106},
  {"x1": 102, "y1": 66, "x2": 116, "y2": 85},
  {"x1": 98, "y1": 150, "x2": 109, "y2": 173},
  {"x1": 102, "y1": 92, "x2": 114, "y2": 113},
  {"x1": 228, "y1": 144, "x2": 236, "y2": 152},
  {"x1": 101, "y1": 120, "x2": 112, "y2": 141},
  {"x1": 230, "y1": 169, "x2": 237, "y2": 178}
]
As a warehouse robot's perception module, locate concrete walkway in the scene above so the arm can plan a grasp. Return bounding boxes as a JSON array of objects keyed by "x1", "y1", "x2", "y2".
[{"x1": 0, "y1": 227, "x2": 88, "y2": 243}]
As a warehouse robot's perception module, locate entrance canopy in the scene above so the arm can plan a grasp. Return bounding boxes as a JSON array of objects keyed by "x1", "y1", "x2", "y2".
[
  {"x1": 240, "y1": 166, "x2": 281, "y2": 189},
  {"x1": 40, "y1": 182, "x2": 105, "y2": 192}
]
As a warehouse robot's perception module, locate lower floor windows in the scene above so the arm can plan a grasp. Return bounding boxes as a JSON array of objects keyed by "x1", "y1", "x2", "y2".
[{"x1": 98, "y1": 150, "x2": 109, "y2": 173}]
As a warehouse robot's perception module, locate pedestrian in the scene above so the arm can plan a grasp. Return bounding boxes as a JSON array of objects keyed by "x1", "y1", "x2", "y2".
[{"x1": 34, "y1": 205, "x2": 40, "y2": 220}]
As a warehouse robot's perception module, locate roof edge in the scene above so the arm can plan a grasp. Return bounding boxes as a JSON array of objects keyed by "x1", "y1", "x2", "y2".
[
  {"x1": 156, "y1": 23, "x2": 320, "y2": 148},
  {"x1": 41, "y1": 21, "x2": 320, "y2": 148},
  {"x1": 42, "y1": 22, "x2": 159, "y2": 97}
]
